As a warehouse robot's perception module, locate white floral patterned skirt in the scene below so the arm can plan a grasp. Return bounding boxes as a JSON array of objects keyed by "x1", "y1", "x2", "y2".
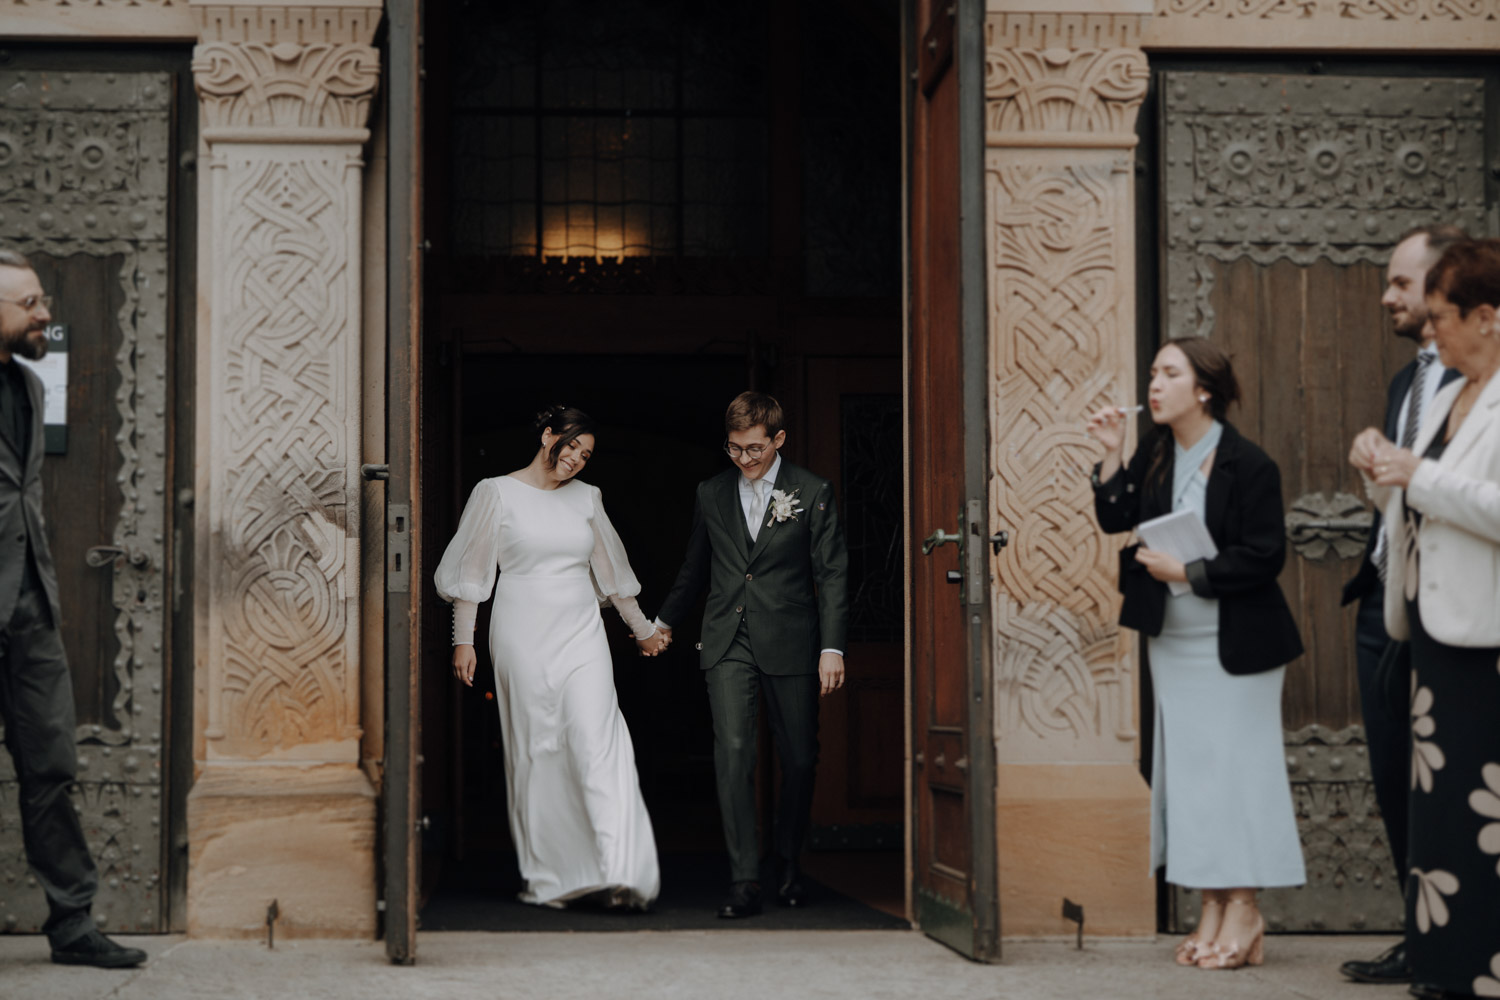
[{"x1": 1405, "y1": 597, "x2": 1500, "y2": 998}]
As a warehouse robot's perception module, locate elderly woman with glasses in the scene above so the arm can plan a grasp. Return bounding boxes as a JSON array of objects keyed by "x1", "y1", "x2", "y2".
[{"x1": 1350, "y1": 238, "x2": 1500, "y2": 1000}]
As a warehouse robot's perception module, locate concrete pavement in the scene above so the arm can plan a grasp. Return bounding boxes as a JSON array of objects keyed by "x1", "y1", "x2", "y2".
[{"x1": 0, "y1": 931, "x2": 1409, "y2": 1000}]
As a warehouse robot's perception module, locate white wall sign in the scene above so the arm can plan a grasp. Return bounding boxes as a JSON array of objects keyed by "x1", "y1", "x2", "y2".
[{"x1": 16, "y1": 322, "x2": 68, "y2": 453}]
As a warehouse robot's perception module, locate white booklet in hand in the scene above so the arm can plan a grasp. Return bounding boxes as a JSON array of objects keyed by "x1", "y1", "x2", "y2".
[{"x1": 1136, "y1": 509, "x2": 1218, "y2": 597}]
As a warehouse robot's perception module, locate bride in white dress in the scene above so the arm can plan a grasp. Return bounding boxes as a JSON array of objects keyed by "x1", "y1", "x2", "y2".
[{"x1": 436, "y1": 406, "x2": 667, "y2": 909}]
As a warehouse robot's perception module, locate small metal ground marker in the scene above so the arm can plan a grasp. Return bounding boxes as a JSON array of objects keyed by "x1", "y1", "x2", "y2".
[
  {"x1": 1062, "y1": 898, "x2": 1084, "y2": 949},
  {"x1": 266, "y1": 899, "x2": 280, "y2": 950}
]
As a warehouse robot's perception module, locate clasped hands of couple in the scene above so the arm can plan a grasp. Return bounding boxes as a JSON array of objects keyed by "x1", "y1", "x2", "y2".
[{"x1": 637, "y1": 625, "x2": 847, "y2": 697}]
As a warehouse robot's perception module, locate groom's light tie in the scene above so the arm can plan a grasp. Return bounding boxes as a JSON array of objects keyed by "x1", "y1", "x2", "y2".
[{"x1": 748, "y1": 478, "x2": 766, "y2": 542}]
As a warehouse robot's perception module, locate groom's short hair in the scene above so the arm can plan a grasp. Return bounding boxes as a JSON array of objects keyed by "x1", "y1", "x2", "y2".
[{"x1": 725, "y1": 391, "x2": 784, "y2": 439}]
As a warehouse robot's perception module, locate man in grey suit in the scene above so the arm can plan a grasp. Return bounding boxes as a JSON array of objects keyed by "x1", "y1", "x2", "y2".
[
  {"x1": 0, "y1": 249, "x2": 145, "y2": 968},
  {"x1": 657, "y1": 391, "x2": 849, "y2": 918}
]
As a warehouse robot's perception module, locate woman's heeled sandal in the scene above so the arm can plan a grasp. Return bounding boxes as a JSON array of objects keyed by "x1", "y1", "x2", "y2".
[
  {"x1": 1199, "y1": 899, "x2": 1264, "y2": 970},
  {"x1": 1174, "y1": 898, "x2": 1224, "y2": 967}
]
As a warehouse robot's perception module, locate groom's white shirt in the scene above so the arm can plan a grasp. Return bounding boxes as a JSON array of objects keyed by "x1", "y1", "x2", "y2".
[
  {"x1": 655, "y1": 450, "x2": 842, "y2": 657},
  {"x1": 739, "y1": 452, "x2": 782, "y2": 535}
]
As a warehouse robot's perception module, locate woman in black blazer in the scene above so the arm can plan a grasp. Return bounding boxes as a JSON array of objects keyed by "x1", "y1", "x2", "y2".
[{"x1": 1088, "y1": 337, "x2": 1305, "y2": 972}]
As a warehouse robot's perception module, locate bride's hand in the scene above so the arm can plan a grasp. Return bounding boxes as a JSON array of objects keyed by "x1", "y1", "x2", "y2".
[
  {"x1": 452, "y1": 644, "x2": 477, "y2": 687},
  {"x1": 636, "y1": 631, "x2": 668, "y2": 656}
]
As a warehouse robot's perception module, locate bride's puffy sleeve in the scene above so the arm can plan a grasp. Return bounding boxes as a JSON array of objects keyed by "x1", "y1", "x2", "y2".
[
  {"x1": 588, "y1": 484, "x2": 655, "y2": 639},
  {"x1": 435, "y1": 479, "x2": 505, "y2": 644}
]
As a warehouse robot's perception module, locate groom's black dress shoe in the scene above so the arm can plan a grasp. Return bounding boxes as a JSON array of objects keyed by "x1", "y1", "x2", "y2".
[
  {"x1": 717, "y1": 880, "x2": 762, "y2": 919},
  {"x1": 51, "y1": 930, "x2": 147, "y2": 968},
  {"x1": 1409, "y1": 986, "x2": 1466, "y2": 1000},
  {"x1": 777, "y1": 860, "x2": 807, "y2": 908},
  {"x1": 1340, "y1": 942, "x2": 1411, "y2": 984}
]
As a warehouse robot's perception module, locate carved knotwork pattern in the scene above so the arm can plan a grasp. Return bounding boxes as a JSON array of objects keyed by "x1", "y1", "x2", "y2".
[
  {"x1": 988, "y1": 155, "x2": 1137, "y2": 758},
  {"x1": 211, "y1": 154, "x2": 360, "y2": 752},
  {"x1": 985, "y1": 47, "x2": 1148, "y2": 136},
  {"x1": 193, "y1": 41, "x2": 379, "y2": 131},
  {"x1": 993, "y1": 596, "x2": 1137, "y2": 757}
]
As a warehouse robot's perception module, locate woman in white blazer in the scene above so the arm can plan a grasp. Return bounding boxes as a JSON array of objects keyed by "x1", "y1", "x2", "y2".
[{"x1": 1349, "y1": 238, "x2": 1500, "y2": 1000}]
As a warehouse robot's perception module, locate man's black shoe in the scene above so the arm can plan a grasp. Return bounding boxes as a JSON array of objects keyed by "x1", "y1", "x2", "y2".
[
  {"x1": 1340, "y1": 942, "x2": 1411, "y2": 984},
  {"x1": 717, "y1": 880, "x2": 762, "y2": 919},
  {"x1": 777, "y1": 860, "x2": 807, "y2": 908},
  {"x1": 1409, "y1": 985, "x2": 1464, "y2": 1000},
  {"x1": 51, "y1": 930, "x2": 147, "y2": 969}
]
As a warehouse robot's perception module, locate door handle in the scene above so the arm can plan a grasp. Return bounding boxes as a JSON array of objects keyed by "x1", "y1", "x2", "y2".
[
  {"x1": 85, "y1": 545, "x2": 152, "y2": 570},
  {"x1": 989, "y1": 531, "x2": 1009, "y2": 554},
  {"x1": 922, "y1": 527, "x2": 961, "y2": 555}
]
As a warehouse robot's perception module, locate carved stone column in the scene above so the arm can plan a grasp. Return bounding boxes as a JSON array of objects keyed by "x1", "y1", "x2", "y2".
[
  {"x1": 186, "y1": 0, "x2": 381, "y2": 938},
  {"x1": 984, "y1": 3, "x2": 1155, "y2": 936}
]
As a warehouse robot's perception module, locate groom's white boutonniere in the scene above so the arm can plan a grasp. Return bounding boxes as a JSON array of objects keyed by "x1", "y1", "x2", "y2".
[{"x1": 766, "y1": 487, "x2": 804, "y2": 527}]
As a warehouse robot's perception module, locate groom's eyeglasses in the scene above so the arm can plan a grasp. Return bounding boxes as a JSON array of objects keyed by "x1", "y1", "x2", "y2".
[{"x1": 724, "y1": 441, "x2": 770, "y2": 459}]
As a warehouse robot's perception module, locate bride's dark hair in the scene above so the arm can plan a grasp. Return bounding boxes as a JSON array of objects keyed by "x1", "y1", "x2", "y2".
[{"x1": 532, "y1": 405, "x2": 597, "y2": 469}]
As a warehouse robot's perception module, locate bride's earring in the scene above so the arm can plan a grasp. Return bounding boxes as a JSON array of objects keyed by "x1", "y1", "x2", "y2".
[{"x1": 1199, "y1": 395, "x2": 1210, "y2": 403}]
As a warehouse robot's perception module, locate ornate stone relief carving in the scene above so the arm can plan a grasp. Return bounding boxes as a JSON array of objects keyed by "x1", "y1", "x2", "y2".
[
  {"x1": 1146, "y1": 0, "x2": 1500, "y2": 51},
  {"x1": 987, "y1": 151, "x2": 1141, "y2": 761},
  {"x1": 0, "y1": 69, "x2": 172, "y2": 935},
  {"x1": 1159, "y1": 0, "x2": 1497, "y2": 18},
  {"x1": 985, "y1": 16, "x2": 1146, "y2": 762},
  {"x1": 193, "y1": 3, "x2": 379, "y2": 760},
  {"x1": 193, "y1": 42, "x2": 380, "y2": 132},
  {"x1": 204, "y1": 150, "x2": 365, "y2": 754},
  {"x1": 984, "y1": 14, "x2": 1149, "y2": 143}
]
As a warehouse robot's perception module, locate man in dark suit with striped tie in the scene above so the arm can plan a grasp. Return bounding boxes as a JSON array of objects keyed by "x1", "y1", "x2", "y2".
[{"x1": 1338, "y1": 224, "x2": 1466, "y2": 986}]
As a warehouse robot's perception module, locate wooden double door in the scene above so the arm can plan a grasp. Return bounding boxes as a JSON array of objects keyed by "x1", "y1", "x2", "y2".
[
  {"x1": 0, "y1": 55, "x2": 195, "y2": 934},
  {"x1": 1155, "y1": 62, "x2": 1497, "y2": 932}
]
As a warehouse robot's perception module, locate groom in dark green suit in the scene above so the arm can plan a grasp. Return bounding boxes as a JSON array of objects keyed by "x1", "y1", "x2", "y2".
[{"x1": 657, "y1": 391, "x2": 849, "y2": 918}]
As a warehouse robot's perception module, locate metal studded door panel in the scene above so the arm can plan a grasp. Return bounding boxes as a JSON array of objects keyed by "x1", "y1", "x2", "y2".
[
  {"x1": 0, "y1": 70, "x2": 173, "y2": 934},
  {"x1": 1160, "y1": 70, "x2": 1491, "y2": 933}
]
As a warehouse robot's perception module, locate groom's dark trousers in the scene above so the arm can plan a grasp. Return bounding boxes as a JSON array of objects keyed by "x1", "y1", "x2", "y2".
[
  {"x1": 708, "y1": 623, "x2": 821, "y2": 881},
  {"x1": 660, "y1": 460, "x2": 848, "y2": 884}
]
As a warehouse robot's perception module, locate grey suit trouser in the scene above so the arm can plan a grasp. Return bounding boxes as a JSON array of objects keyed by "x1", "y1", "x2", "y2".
[
  {"x1": 0, "y1": 582, "x2": 97, "y2": 947},
  {"x1": 706, "y1": 620, "x2": 820, "y2": 883}
]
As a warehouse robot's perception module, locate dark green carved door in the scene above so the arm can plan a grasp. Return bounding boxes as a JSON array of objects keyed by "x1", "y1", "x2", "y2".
[
  {"x1": 1159, "y1": 68, "x2": 1494, "y2": 933},
  {"x1": 0, "y1": 69, "x2": 175, "y2": 934}
]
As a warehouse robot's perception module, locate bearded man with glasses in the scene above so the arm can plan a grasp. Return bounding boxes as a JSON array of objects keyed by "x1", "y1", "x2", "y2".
[
  {"x1": 656, "y1": 391, "x2": 849, "y2": 918},
  {"x1": 0, "y1": 249, "x2": 146, "y2": 968}
]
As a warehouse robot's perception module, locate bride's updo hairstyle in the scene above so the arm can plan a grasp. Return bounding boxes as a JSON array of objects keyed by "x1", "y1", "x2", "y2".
[{"x1": 532, "y1": 404, "x2": 597, "y2": 469}]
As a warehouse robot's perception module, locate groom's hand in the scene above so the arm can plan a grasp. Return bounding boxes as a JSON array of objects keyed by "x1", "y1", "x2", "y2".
[{"x1": 818, "y1": 652, "x2": 845, "y2": 697}]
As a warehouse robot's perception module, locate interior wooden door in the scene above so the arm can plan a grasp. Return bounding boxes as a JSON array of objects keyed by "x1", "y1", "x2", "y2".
[
  {"x1": 805, "y1": 358, "x2": 904, "y2": 841},
  {"x1": 1157, "y1": 65, "x2": 1495, "y2": 933},
  {"x1": 907, "y1": 0, "x2": 997, "y2": 960}
]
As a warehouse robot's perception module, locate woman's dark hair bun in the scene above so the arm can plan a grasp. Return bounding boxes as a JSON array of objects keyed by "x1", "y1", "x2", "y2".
[{"x1": 532, "y1": 404, "x2": 567, "y2": 435}]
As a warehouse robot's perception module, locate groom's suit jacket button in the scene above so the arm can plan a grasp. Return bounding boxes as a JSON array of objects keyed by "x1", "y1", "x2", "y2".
[
  {"x1": 745, "y1": 573, "x2": 753, "y2": 581},
  {"x1": 695, "y1": 642, "x2": 703, "y2": 650},
  {"x1": 735, "y1": 605, "x2": 743, "y2": 614}
]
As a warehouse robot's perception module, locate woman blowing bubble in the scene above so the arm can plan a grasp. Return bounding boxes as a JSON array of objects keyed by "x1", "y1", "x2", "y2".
[{"x1": 1086, "y1": 338, "x2": 1306, "y2": 971}]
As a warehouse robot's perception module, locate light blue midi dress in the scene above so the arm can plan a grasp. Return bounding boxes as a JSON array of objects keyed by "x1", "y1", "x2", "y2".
[{"x1": 1146, "y1": 428, "x2": 1306, "y2": 889}]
